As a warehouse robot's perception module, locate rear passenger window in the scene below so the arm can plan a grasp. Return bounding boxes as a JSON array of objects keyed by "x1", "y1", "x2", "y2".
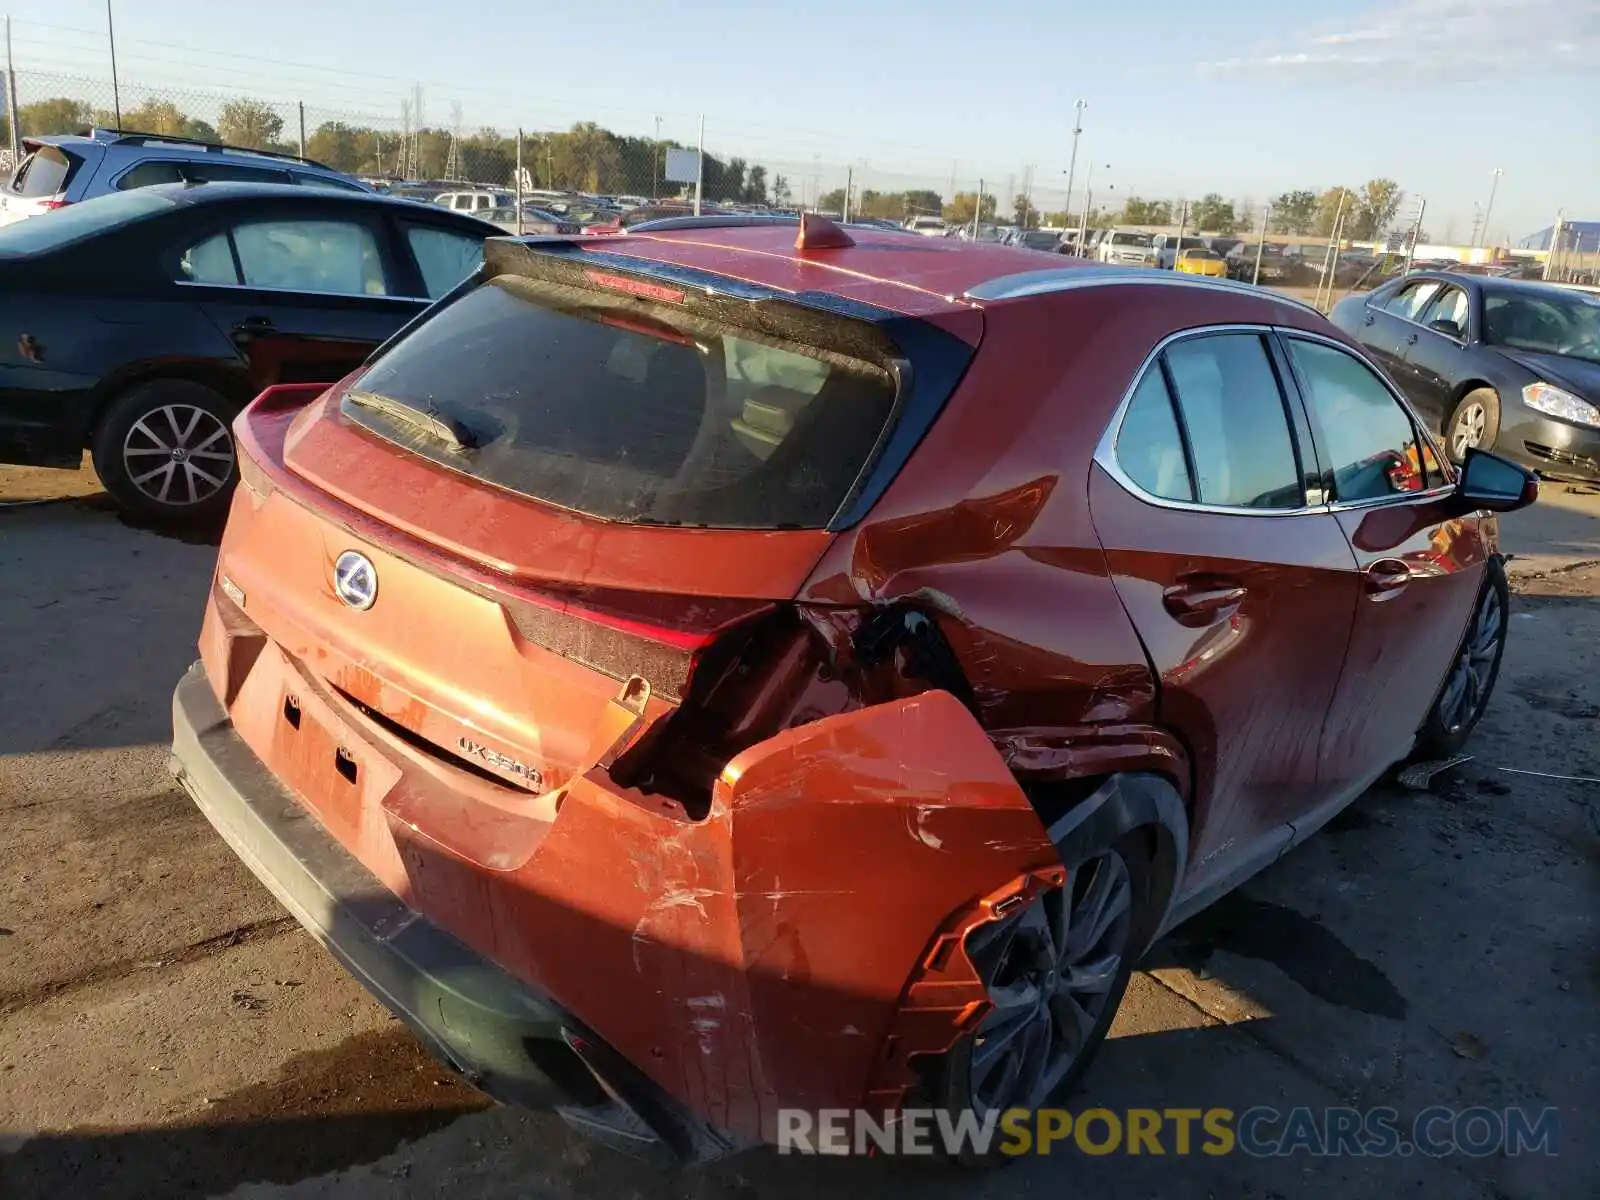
[
  {"x1": 1163, "y1": 334, "x2": 1303, "y2": 509},
  {"x1": 117, "y1": 161, "x2": 186, "y2": 190},
  {"x1": 179, "y1": 232, "x2": 240, "y2": 284},
  {"x1": 1115, "y1": 369, "x2": 1192, "y2": 501},
  {"x1": 1383, "y1": 280, "x2": 1441, "y2": 321},
  {"x1": 1285, "y1": 338, "x2": 1431, "y2": 501},
  {"x1": 184, "y1": 163, "x2": 293, "y2": 185}
]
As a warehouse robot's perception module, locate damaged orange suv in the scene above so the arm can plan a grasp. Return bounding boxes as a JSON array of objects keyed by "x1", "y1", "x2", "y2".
[{"x1": 171, "y1": 214, "x2": 1536, "y2": 1162}]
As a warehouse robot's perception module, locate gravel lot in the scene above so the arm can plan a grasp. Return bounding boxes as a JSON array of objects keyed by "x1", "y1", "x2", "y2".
[{"x1": 1, "y1": 462, "x2": 1596, "y2": 1200}]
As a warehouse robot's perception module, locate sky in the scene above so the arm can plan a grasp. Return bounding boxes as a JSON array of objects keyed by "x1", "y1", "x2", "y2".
[{"x1": 6, "y1": 0, "x2": 1597, "y2": 241}]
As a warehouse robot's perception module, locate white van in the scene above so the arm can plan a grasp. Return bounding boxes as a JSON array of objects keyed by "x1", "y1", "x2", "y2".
[{"x1": 906, "y1": 215, "x2": 947, "y2": 238}]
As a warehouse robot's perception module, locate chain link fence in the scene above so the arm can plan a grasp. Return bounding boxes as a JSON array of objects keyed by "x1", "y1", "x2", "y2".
[{"x1": 2, "y1": 66, "x2": 1587, "y2": 288}]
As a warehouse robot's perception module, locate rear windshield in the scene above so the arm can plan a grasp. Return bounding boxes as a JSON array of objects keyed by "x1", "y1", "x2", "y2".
[
  {"x1": 0, "y1": 188, "x2": 173, "y2": 256},
  {"x1": 11, "y1": 146, "x2": 79, "y2": 197},
  {"x1": 346, "y1": 274, "x2": 899, "y2": 529}
]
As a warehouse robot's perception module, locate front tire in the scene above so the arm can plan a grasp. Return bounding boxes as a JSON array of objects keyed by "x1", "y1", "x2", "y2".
[
  {"x1": 1415, "y1": 558, "x2": 1509, "y2": 759},
  {"x1": 1445, "y1": 387, "x2": 1501, "y2": 463},
  {"x1": 91, "y1": 380, "x2": 240, "y2": 522},
  {"x1": 934, "y1": 831, "x2": 1155, "y2": 1166}
]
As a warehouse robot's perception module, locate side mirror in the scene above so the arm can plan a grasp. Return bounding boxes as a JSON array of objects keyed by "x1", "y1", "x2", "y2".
[
  {"x1": 1457, "y1": 448, "x2": 1538, "y2": 513},
  {"x1": 1428, "y1": 318, "x2": 1464, "y2": 339}
]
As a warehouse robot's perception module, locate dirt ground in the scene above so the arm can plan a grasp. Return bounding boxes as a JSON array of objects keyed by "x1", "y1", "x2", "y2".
[{"x1": 1, "y1": 460, "x2": 1596, "y2": 1200}]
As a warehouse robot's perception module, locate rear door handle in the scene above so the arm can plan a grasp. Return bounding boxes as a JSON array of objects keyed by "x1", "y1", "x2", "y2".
[
  {"x1": 1162, "y1": 581, "x2": 1247, "y2": 627},
  {"x1": 1405, "y1": 331, "x2": 1419, "y2": 345},
  {"x1": 1365, "y1": 558, "x2": 1412, "y2": 597},
  {"x1": 232, "y1": 316, "x2": 276, "y2": 336}
]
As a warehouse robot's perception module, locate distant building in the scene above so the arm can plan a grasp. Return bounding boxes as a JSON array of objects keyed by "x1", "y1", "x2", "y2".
[{"x1": 1517, "y1": 221, "x2": 1600, "y2": 253}]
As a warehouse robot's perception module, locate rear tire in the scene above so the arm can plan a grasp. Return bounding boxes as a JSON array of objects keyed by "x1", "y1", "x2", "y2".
[
  {"x1": 933, "y1": 831, "x2": 1156, "y2": 1167},
  {"x1": 1445, "y1": 387, "x2": 1501, "y2": 464},
  {"x1": 91, "y1": 380, "x2": 240, "y2": 523},
  {"x1": 1414, "y1": 557, "x2": 1509, "y2": 760}
]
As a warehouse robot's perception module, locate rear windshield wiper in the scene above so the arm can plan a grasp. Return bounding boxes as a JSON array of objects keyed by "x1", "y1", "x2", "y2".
[{"x1": 345, "y1": 390, "x2": 478, "y2": 450}]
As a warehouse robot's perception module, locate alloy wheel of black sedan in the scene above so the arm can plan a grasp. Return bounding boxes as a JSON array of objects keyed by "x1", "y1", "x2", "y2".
[{"x1": 122, "y1": 403, "x2": 236, "y2": 508}]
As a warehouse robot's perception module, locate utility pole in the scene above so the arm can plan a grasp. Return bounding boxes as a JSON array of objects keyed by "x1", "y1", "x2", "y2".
[
  {"x1": 1404, "y1": 196, "x2": 1426, "y2": 274},
  {"x1": 1171, "y1": 199, "x2": 1188, "y2": 269},
  {"x1": 972, "y1": 178, "x2": 983, "y2": 238},
  {"x1": 1479, "y1": 167, "x2": 1504, "y2": 249},
  {"x1": 844, "y1": 165, "x2": 852, "y2": 223},
  {"x1": 1076, "y1": 159, "x2": 1095, "y2": 257},
  {"x1": 1542, "y1": 212, "x2": 1564, "y2": 282},
  {"x1": 515, "y1": 129, "x2": 524, "y2": 236},
  {"x1": 5, "y1": 19, "x2": 21, "y2": 161},
  {"x1": 297, "y1": 102, "x2": 307, "y2": 159},
  {"x1": 106, "y1": 0, "x2": 122, "y2": 130},
  {"x1": 1063, "y1": 99, "x2": 1085, "y2": 229},
  {"x1": 1252, "y1": 204, "x2": 1271, "y2": 286},
  {"x1": 1316, "y1": 189, "x2": 1349, "y2": 306},
  {"x1": 1467, "y1": 202, "x2": 1482, "y2": 249},
  {"x1": 652, "y1": 115, "x2": 661, "y2": 199},
  {"x1": 693, "y1": 113, "x2": 704, "y2": 216}
]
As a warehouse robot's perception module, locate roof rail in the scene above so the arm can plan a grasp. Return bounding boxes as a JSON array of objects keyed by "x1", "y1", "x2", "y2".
[
  {"x1": 964, "y1": 265, "x2": 1325, "y2": 316},
  {"x1": 625, "y1": 213, "x2": 798, "y2": 234},
  {"x1": 625, "y1": 212, "x2": 910, "y2": 236},
  {"x1": 82, "y1": 128, "x2": 338, "y2": 171}
]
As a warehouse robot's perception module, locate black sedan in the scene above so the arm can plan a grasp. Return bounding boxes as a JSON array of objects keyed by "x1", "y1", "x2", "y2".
[
  {"x1": 0, "y1": 182, "x2": 499, "y2": 519},
  {"x1": 1331, "y1": 273, "x2": 1600, "y2": 479}
]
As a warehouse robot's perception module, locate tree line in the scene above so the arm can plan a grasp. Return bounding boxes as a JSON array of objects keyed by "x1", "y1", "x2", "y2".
[
  {"x1": 806, "y1": 178, "x2": 1406, "y2": 240},
  {"x1": 3, "y1": 94, "x2": 783, "y2": 203},
  {"x1": 4, "y1": 93, "x2": 1409, "y2": 236}
]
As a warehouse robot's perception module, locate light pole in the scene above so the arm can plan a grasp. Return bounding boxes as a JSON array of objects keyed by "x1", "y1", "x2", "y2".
[
  {"x1": 106, "y1": 0, "x2": 122, "y2": 130},
  {"x1": 1062, "y1": 99, "x2": 1086, "y2": 228},
  {"x1": 1479, "y1": 167, "x2": 1504, "y2": 249},
  {"x1": 652, "y1": 115, "x2": 661, "y2": 200}
]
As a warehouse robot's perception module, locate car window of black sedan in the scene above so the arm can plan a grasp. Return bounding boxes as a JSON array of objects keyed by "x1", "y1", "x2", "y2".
[
  {"x1": 1417, "y1": 286, "x2": 1469, "y2": 337},
  {"x1": 179, "y1": 233, "x2": 240, "y2": 284},
  {"x1": 1483, "y1": 291, "x2": 1600, "y2": 363},
  {"x1": 1382, "y1": 280, "x2": 1442, "y2": 321},
  {"x1": 1285, "y1": 338, "x2": 1434, "y2": 501},
  {"x1": 403, "y1": 224, "x2": 485, "y2": 299},
  {"x1": 232, "y1": 219, "x2": 390, "y2": 296}
]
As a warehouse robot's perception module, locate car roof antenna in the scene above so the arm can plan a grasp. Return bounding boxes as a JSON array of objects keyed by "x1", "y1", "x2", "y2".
[{"x1": 795, "y1": 211, "x2": 855, "y2": 252}]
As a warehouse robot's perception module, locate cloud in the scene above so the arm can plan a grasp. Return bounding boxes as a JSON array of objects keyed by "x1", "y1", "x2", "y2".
[{"x1": 1199, "y1": 0, "x2": 1600, "y2": 84}]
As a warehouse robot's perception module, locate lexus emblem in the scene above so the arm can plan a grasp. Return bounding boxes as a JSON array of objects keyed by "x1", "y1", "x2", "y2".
[{"x1": 333, "y1": 551, "x2": 377, "y2": 610}]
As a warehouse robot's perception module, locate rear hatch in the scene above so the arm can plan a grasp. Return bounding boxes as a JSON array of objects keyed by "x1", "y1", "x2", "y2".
[
  {"x1": 0, "y1": 142, "x2": 88, "y2": 226},
  {"x1": 218, "y1": 237, "x2": 976, "y2": 812}
]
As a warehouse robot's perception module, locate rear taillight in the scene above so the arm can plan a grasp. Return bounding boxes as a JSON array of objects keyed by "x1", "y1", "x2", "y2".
[
  {"x1": 38, "y1": 199, "x2": 69, "y2": 211},
  {"x1": 609, "y1": 602, "x2": 975, "y2": 818}
]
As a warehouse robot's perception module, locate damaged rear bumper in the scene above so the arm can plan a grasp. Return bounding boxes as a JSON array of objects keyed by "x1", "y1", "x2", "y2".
[{"x1": 168, "y1": 660, "x2": 729, "y2": 1163}]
